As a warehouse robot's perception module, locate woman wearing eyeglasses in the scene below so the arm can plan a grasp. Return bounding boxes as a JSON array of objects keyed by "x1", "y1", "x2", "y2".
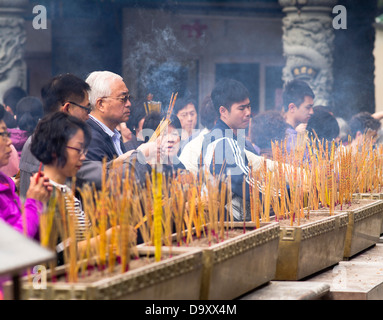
[
  {"x1": 0, "y1": 105, "x2": 51, "y2": 239},
  {"x1": 30, "y1": 112, "x2": 134, "y2": 259},
  {"x1": 30, "y1": 112, "x2": 92, "y2": 248}
]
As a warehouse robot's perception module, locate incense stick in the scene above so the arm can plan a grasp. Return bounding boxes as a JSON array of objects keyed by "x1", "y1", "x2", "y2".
[{"x1": 35, "y1": 162, "x2": 43, "y2": 183}]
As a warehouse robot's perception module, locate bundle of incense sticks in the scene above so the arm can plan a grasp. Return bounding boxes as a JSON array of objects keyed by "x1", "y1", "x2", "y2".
[
  {"x1": 37, "y1": 126, "x2": 383, "y2": 281},
  {"x1": 148, "y1": 93, "x2": 178, "y2": 143},
  {"x1": 152, "y1": 165, "x2": 163, "y2": 262}
]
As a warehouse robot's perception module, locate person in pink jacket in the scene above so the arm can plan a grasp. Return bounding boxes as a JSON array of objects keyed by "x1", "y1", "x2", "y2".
[
  {"x1": 0, "y1": 105, "x2": 51, "y2": 298},
  {"x1": 0, "y1": 106, "x2": 52, "y2": 239}
]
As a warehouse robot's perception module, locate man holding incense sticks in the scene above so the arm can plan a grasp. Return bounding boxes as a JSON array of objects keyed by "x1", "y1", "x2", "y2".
[
  {"x1": 201, "y1": 78, "x2": 257, "y2": 221},
  {"x1": 84, "y1": 71, "x2": 155, "y2": 165}
]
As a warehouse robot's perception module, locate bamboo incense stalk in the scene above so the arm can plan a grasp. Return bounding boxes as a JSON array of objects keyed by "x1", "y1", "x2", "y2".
[
  {"x1": 242, "y1": 176, "x2": 246, "y2": 232},
  {"x1": 264, "y1": 171, "x2": 271, "y2": 222},
  {"x1": 153, "y1": 166, "x2": 163, "y2": 262},
  {"x1": 249, "y1": 165, "x2": 254, "y2": 223},
  {"x1": 219, "y1": 181, "x2": 226, "y2": 240},
  {"x1": 227, "y1": 174, "x2": 234, "y2": 229},
  {"x1": 186, "y1": 186, "x2": 196, "y2": 244},
  {"x1": 162, "y1": 178, "x2": 173, "y2": 247},
  {"x1": 254, "y1": 170, "x2": 260, "y2": 229}
]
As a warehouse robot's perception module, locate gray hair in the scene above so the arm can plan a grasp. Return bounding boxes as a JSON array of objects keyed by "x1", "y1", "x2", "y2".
[{"x1": 85, "y1": 71, "x2": 123, "y2": 107}]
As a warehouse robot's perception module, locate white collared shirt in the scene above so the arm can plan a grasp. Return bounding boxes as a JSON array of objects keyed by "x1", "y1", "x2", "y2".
[{"x1": 89, "y1": 114, "x2": 123, "y2": 156}]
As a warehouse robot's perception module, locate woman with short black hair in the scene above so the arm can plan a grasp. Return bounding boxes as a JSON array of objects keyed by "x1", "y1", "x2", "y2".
[{"x1": 31, "y1": 112, "x2": 92, "y2": 245}]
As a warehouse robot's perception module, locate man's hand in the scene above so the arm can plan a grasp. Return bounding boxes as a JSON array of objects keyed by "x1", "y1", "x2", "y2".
[
  {"x1": 137, "y1": 141, "x2": 159, "y2": 165},
  {"x1": 113, "y1": 150, "x2": 134, "y2": 167}
]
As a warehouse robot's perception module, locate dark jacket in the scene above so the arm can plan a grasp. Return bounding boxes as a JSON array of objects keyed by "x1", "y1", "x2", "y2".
[
  {"x1": 85, "y1": 117, "x2": 127, "y2": 162},
  {"x1": 19, "y1": 136, "x2": 39, "y2": 200},
  {"x1": 201, "y1": 119, "x2": 257, "y2": 202}
]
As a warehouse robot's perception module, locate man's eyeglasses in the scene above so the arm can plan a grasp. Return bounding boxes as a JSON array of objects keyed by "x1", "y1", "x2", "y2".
[
  {"x1": 0, "y1": 131, "x2": 11, "y2": 140},
  {"x1": 68, "y1": 101, "x2": 92, "y2": 114},
  {"x1": 66, "y1": 146, "x2": 88, "y2": 156},
  {"x1": 102, "y1": 95, "x2": 131, "y2": 104}
]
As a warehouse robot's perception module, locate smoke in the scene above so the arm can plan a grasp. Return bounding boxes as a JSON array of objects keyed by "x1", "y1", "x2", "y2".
[{"x1": 124, "y1": 17, "x2": 193, "y2": 106}]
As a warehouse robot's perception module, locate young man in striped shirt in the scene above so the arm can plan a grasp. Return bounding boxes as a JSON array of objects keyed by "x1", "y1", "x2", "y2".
[{"x1": 201, "y1": 78, "x2": 257, "y2": 221}]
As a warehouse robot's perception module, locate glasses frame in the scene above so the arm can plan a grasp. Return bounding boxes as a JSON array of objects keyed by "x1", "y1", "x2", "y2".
[
  {"x1": 0, "y1": 131, "x2": 11, "y2": 139},
  {"x1": 66, "y1": 145, "x2": 88, "y2": 156},
  {"x1": 102, "y1": 95, "x2": 131, "y2": 104},
  {"x1": 67, "y1": 101, "x2": 92, "y2": 114}
]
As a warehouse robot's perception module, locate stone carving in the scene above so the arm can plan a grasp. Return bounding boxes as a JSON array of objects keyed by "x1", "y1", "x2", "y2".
[
  {"x1": 212, "y1": 223, "x2": 280, "y2": 264},
  {"x1": 0, "y1": 0, "x2": 28, "y2": 101},
  {"x1": 0, "y1": 17, "x2": 27, "y2": 101},
  {"x1": 279, "y1": 0, "x2": 337, "y2": 9},
  {"x1": 19, "y1": 250, "x2": 203, "y2": 300},
  {"x1": 353, "y1": 201, "x2": 383, "y2": 223},
  {"x1": 279, "y1": 0, "x2": 336, "y2": 106},
  {"x1": 354, "y1": 193, "x2": 383, "y2": 200}
]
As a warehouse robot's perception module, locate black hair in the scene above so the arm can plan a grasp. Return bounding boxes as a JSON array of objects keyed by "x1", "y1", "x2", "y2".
[
  {"x1": 168, "y1": 113, "x2": 182, "y2": 131},
  {"x1": 282, "y1": 79, "x2": 315, "y2": 112},
  {"x1": 31, "y1": 112, "x2": 91, "y2": 168},
  {"x1": 142, "y1": 111, "x2": 162, "y2": 130},
  {"x1": 0, "y1": 104, "x2": 5, "y2": 121},
  {"x1": 211, "y1": 78, "x2": 249, "y2": 114},
  {"x1": 200, "y1": 95, "x2": 218, "y2": 130},
  {"x1": 173, "y1": 96, "x2": 197, "y2": 115},
  {"x1": 3, "y1": 86, "x2": 27, "y2": 113},
  {"x1": 251, "y1": 111, "x2": 288, "y2": 149},
  {"x1": 313, "y1": 105, "x2": 333, "y2": 115},
  {"x1": 41, "y1": 73, "x2": 90, "y2": 115},
  {"x1": 140, "y1": 111, "x2": 162, "y2": 143},
  {"x1": 15, "y1": 96, "x2": 43, "y2": 135},
  {"x1": 349, "y1": 112, "x2": 381, "y2": 139},
  {"x1": 141, "y1": 111, "x2": 182, "y2": 143},
  {"x1": 126, "y1": 98, "x2": 147, "y2": 134},
  {"x1": 306, "y1": 109, "x2": 340, "y2": 142},
  {"x1": 3, "y1": 111, "x2": 17, "y2": 129}
]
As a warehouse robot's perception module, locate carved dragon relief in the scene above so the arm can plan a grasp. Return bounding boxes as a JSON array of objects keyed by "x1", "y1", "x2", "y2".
[
  {"x1": 282, "y1": 15, "x2": 335, "y2": 106},
  {"x1": 0, "y1": 17, "x2": 27, "y2": 99}
]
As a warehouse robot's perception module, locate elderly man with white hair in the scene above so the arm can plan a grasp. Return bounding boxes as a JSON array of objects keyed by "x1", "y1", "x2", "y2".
[
  {"x1": 78, "y1": 71, "x2": 154, "y2": 182},
  {"x1": 84, "y1": 71, "x2": 132, "y2": 163}
]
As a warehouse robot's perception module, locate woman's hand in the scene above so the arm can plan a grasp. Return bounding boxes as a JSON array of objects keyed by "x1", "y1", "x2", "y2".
[{"x1": 27, "y1": 172, "x2": 52, "y2": 203}]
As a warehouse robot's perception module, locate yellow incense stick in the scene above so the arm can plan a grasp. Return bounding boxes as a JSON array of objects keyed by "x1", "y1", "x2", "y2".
[{"x1": 153, "y1": 167, "x2": 163, "y2": 262}]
